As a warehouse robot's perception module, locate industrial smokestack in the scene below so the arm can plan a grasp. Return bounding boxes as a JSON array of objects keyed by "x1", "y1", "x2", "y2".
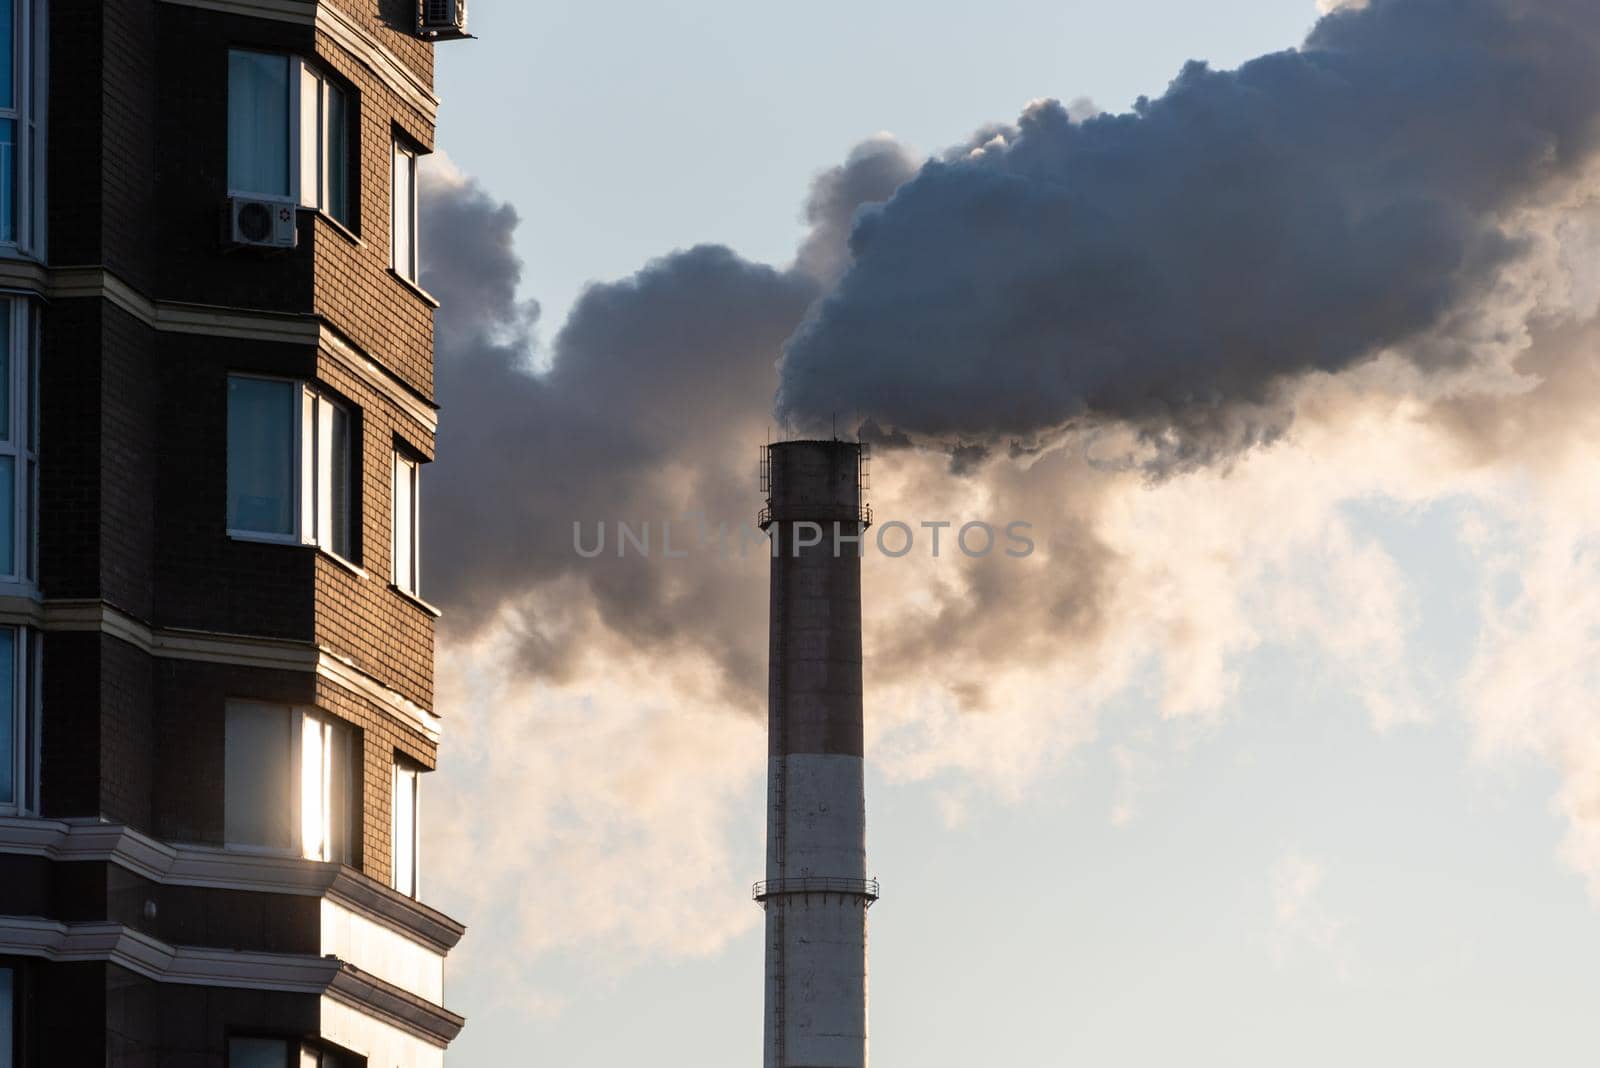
[{"x1": 756, "y1": 439, "x2": 878, "y2": 1068}]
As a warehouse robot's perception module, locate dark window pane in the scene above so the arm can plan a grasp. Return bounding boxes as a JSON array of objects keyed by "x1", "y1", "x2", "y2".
[
  {"x1": 227, "y1": 377, "x2": 296, "y2": 536},
  {"x1": 0, "y1": 0, "x2": 15, "y2": 111},
  {"x1": 0, "y1": 629, "x2": 13, "y2": 806},
  {"x1": 0, "y1": 300, "x2": 12, "y2": 440},
  {"x1": 326, "y1": 82, "x2": 349, "y2": 225},
  {"x1": 229, "y1": 1037, "x2": 290, "y2": 1068},
  {"x1": 0, "y1": 118, "x2": 16, "y2": 243},
  {"x1": 228, "y1": 51, "x2": 291, "y2": 198},
  {"x1": 0, "y1": 457, "x2": 14, "y2": 578},
  {"x1": 328, "y1": 401, "x2": 352, "y2": 558},
  {"x1": 0, "y1": 965, "x2": 14, "y2": 1068}
]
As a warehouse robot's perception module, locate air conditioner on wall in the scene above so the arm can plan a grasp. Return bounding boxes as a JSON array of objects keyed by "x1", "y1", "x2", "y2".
[
  {"x1": 418, "y1": 0, "x2": 468, "y2": 38},
  {"x1": 226, "y1": 196, "x2": 298, "y2": 250}
]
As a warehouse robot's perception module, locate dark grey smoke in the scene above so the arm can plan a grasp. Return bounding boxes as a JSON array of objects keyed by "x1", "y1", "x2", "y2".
[
  {"x1": 777, "y1": 0, "x2": 1600, "y2": 455},
  {"x1": 795, "y1": 136, "x2": 920, "y2": 286},
  {"x1": 423, "y1": 0, "x2": 1600, "y2": 700},
  {"x1": 421, "y1": 160, "x2": 888, "y2": 696}
]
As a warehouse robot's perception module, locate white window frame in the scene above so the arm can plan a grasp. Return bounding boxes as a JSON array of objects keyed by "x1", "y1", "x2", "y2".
[
  {"x1": 223, "y1": 701, "x2": 353, "y2": 863},
  {"x1": 0, "y1": 297, "x2": 36, "y2": 588},
  {"x1": 391, "y1": 139, "x2": 419, "y2": 281},
  {"x1": 0, "y1": 0, "x2": 47, "y2": 258},
  {"x1": 392, "y1": 760, "x2": 419, "y2": 897},
  {"x1": 0, "y1": 626, "x2": 40, "y2": 818},
  {"x1": 391, "y1": 451, "x2": 420, "y2": 595},
  {"x1": 226, "y1": 375, "x2": 356, "y2": 565},
  {"x1": 303, "y1": 388, "x2": 353, "y2": 561},
  {"x1": 298, "y1": 63, "x2": 350, "y2": 225},
  {"x1": 229, "y1": 51, "x2": 350, "y2": 222}
]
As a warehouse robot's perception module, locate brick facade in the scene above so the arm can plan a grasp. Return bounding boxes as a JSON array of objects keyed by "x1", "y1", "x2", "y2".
[{"x1": 1, "y1": 0, "x2": 466, "y2": 1063}]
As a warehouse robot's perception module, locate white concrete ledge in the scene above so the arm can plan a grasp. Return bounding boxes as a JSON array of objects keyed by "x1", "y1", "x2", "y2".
[
  {"x1": 0, "y1": 914, "x2": 463, "y2": 1047},
  {"x1": 0, "y1": 817, "x2": 466, "y2": 954}
]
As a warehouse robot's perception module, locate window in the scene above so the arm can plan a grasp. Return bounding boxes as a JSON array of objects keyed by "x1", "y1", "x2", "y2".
[
  {"x1": 0, "y1": 298, "x2": 36, "y2": 586},
  {"x1": 391, "y1": 140, "x2": 418, "y2": 281},
  {"x1": 0, "y1": 0, "x2": 44, "y2": 253},
  {"x1": 227, "y1": 376, "x2": 355, "y2": 561},
  {"x1": 228, "y1": 1038, "x2": 351, "y2": 1068},
  {"x1": 229, "y1": 1037, "x2": 289, "y2": 1068},
  {"x1": 299, "y1": 65, "x2": 350, "y2": 225},
  {"x1": 229, "y1": 50, "x2": 353, "y2": 226},
  {"x1": 305, "y1": 390, "x2": 353, "y2": 560},
  {"x1": 0, "y1": 627, "x2": 38, "y2": 818},
  {"x1": 227, "y1": 376, "x2": 296, "y2": 538},
  {"x1": 301, "y1": 1047, "x2": 350, "y2": 1068},
  {"x1": 228, "y1": 51, "x2": 292, "y2": 199},
  {"x1": 392, "y1": 761, "x2": 419, "y2": 897},
  {"x1": 391, "y1": 452, "x2": 420, "y2": 595},
  {"x1": 224, "y1": 702, "x2": 353, "y2": 862},
  {"x1": 0, "y1": 965, "x2": 13, "y2": 1068}
]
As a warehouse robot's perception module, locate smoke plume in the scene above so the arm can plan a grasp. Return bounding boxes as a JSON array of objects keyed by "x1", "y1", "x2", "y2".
[
  {"x1": 777, "y1": 0, "x2": 1600, "y2": 460},
  {"x1": 419, "y1": 0, "x2": 1600, "y2": 1018},
  {"x1": 423, "y1": 148, "x2": 902, "y2": 701}
]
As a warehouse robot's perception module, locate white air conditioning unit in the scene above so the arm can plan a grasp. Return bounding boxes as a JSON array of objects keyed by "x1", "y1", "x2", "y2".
[
  {"x1": 227, "y1": 196, "x2": 298, "y2": 249},
  {"x1": 418, "y1": 0, "x2": 467, "y2": 37}
]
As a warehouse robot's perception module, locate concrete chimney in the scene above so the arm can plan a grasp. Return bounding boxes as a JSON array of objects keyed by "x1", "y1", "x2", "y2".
[{"x1": 756, "y1": 439, "x2": 877, "y2": 1068}]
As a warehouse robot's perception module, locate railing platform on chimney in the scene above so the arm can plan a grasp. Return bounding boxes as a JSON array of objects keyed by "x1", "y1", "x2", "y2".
[{"x1": 753, "y1": 877, "x2": 881, "y2": 905}]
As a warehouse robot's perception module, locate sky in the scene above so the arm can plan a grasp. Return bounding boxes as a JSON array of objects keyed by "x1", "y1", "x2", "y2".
[{"x1": 418, "y1": 0, "x2": 1600, "y2": 1064}]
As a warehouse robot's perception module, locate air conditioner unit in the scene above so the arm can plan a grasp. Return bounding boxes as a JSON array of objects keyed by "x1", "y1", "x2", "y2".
[
  {"x1": 227, "y1": 196, "x2": 298, "y2": 249},
  {"x1": 417, "y1": 0, "x2": 467, "y2": 38}
]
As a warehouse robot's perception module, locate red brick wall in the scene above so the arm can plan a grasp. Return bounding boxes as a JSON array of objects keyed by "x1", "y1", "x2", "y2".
[
  {"x1": 314, "y1": 347, "x2": 436, "y2": 709},
  {"x1": 329, "y1": 0, "x2": 436, "y2": 90},
  {"x1": 310, "y1": 21, "x2": 437, "y2": 396},
  {"x1": 25, "y1": 0, "x2": 452, "y2": 1056},
  {"x1": 37, "y1": 0, "x2": 443, "y2": 944}
]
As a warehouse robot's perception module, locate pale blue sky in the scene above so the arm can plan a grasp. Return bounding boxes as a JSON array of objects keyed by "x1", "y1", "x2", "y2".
[
  {"x1": 427, "y1": 2, "x2": 1600, "y2": 1064},
  {"x1": 436, "y1": 0, "x2": 1316, "y2": 339}
]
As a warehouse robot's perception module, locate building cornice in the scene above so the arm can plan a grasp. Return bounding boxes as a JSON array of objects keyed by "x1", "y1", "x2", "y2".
[
  {"x1": 0, "y1": 916, "x2": 344, "y2": 989},
  {"x1": 319, "y1": 323, "x2": 440, "y2": 435},
  {"x1": 0, "y1": 258, "x2": 48, "y2": 296},
  {"x1": 0, "y1": 915, "x2": 462, "y2": 1046},
  {"x1": 44, "y1": 266, "x2": 439, "y2": 435},
  {"x1": 328, "y1": 970, "x2": 466, "y2": 1047},
  {"x1": 0, "y1": 817, "x2": 467, "y2": 954},
  {"x1": 0, "y1": 592, "x2": 41, "y2": 628},
  {"x1": 40, "y1": 598, "x2": 443, "y2": 744},
  {"x1": 51, "y1": 264, "x2": 318, "y2": 345},
  {"x1": 156, "y1": 0, "x2": 440, "y2": 124},
  {"x1": 313, "y1": 642, "x2": 442, "y2": 743}
]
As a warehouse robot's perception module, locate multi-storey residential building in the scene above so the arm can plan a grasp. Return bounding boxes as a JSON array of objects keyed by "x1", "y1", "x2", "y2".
[{"x1": 0, "y1": 1, "x2": 468, "y2": 1063}]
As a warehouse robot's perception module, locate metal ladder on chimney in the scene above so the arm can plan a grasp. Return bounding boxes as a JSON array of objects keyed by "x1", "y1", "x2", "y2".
[{"x1": 764, "y1": 443, "x2": 789, "y2": 1067}]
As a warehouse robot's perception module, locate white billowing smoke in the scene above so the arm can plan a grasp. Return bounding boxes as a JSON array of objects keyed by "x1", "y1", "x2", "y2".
[{"x1": 417, "y1": 0, "x2": 1600, "y2": 1009}]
